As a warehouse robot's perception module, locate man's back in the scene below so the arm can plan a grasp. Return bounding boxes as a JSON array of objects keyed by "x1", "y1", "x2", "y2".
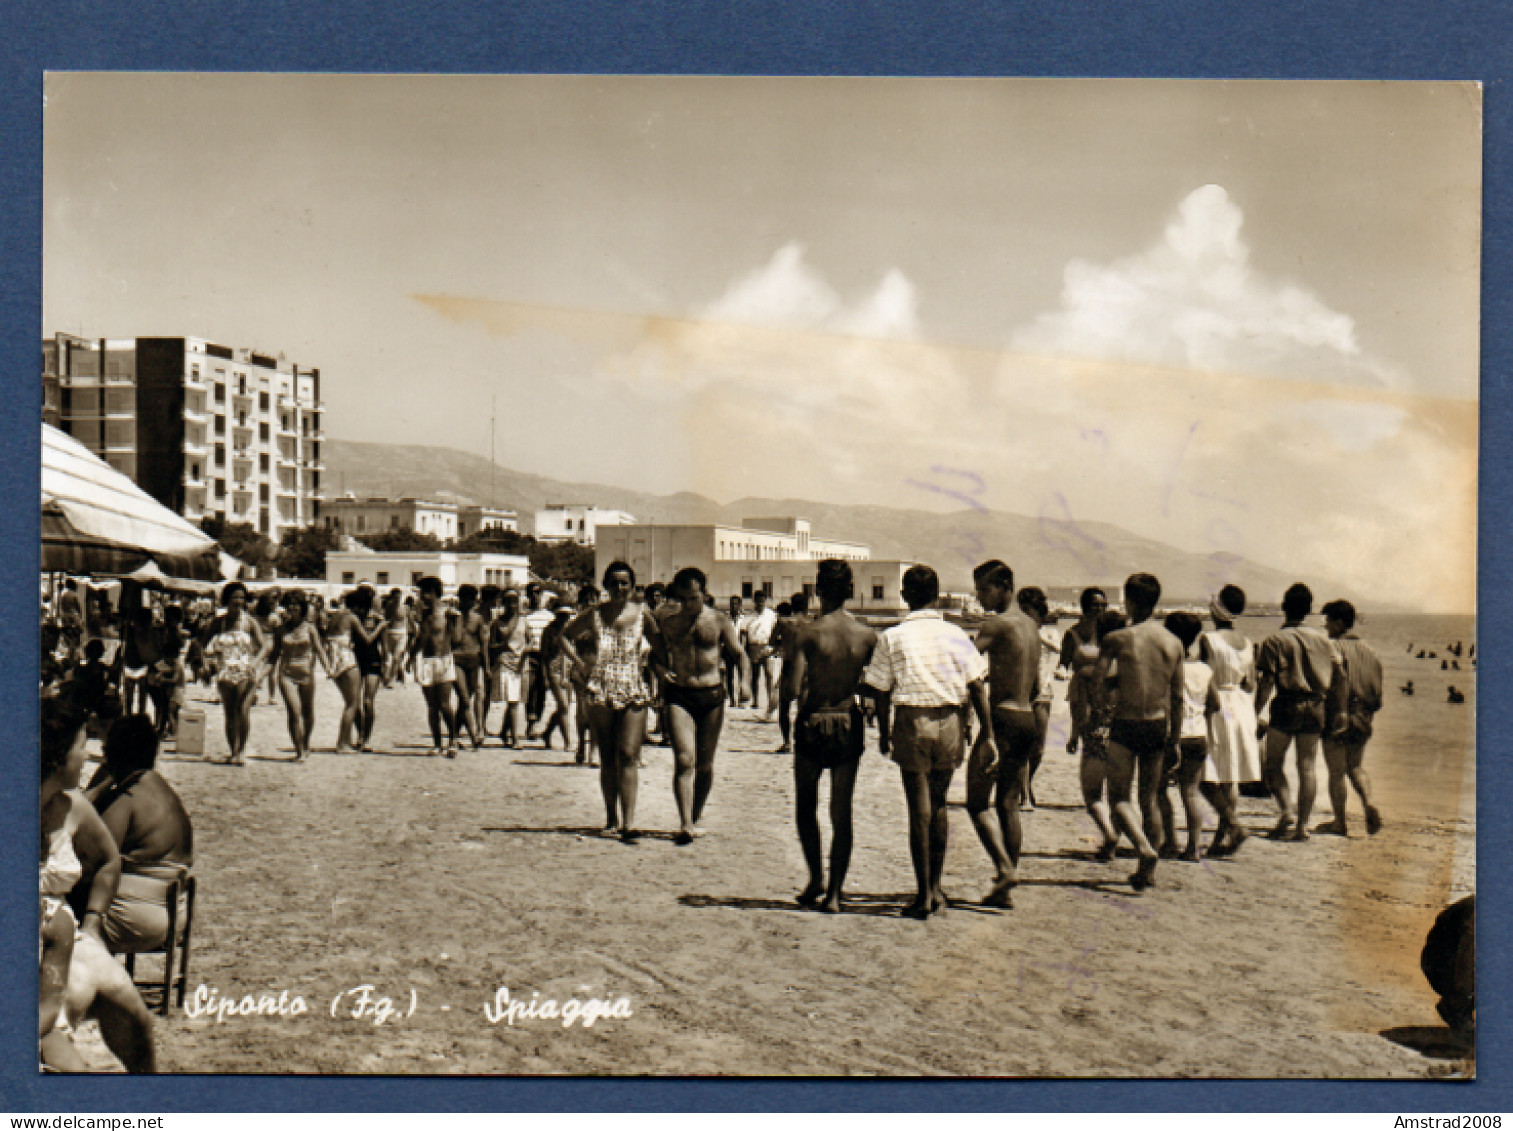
[
  {"x1": 977, "y1": 609, "x2": 1041, "y2": 711},
  {"x1": 796, "y1": 611, "x2": 876, "y2": 709},
  {"x1": 1106, "y1": 619, "x2": 1184, "y2": 720}
]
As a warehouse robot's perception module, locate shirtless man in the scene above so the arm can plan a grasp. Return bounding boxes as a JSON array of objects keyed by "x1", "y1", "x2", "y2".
[
  {"x1": 784, "y1": 560, "x2": 878, "y2": 912},
  {"x1": 1089, "y1": 572, "x2": 1185, "y2": 890},
  {"x1": 772, "y1": 592, "x2": 809, "y2": 750},
  {"x1": 408, "y1": 577, "x2": 459, "y2": 756},
  {"x1": 969, "y1": 561, "x2": 1043, "y2": 907},
  {"x1": 449, "y1": 584, "x2": 489, "y2": 749},
  {"x1": 656, "y1": 567, "x2": 751, "y2": 844}
]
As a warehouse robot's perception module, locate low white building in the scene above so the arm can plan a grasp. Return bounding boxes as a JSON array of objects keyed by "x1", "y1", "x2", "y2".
[
  {"x1": 595, "y1": 517, "x2": 915, "y2": 610},
  {"x1": 325, "y1": 549, "x2": 530, "y2": 591},
  {"x1": 534, "y1": 503, "x2": 635, "y2": 545},
  {"x1": 458, "y1": 504, "x2": 518, "y2": 538}
]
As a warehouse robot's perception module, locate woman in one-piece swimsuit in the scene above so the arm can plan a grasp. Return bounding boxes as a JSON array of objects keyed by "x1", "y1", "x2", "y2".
[{"x1": 205, "y1": 581, "x2": 266, "y2": 765}]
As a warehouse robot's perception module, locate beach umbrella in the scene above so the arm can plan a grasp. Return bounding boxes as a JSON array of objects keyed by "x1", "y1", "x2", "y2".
[{"x1": 41, "y1": 423, "x2": 222, "y2": 581}]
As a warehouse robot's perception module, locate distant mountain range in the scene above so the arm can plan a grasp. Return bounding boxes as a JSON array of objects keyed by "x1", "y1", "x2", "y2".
[{"x1": 324, "y1": 438, "x2": 1392, "y2": 609}]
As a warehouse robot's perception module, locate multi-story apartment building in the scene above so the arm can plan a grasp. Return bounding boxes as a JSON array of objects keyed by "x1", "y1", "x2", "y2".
[{"x1": 42, "y1": 333, "x2": 325, "y2": 541}]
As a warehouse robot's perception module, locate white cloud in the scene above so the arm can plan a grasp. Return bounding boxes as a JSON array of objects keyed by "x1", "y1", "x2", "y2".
[{"x1": 1013, "y1": 185, "x2": 1401, "y2": 389}]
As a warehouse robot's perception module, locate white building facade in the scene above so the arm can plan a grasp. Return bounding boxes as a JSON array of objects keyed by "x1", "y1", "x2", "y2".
[
  {"x1": 325, "y1": 550, "x2": 531, "y2": 591},
  {"x1": 534, "y1": 504, "x2": 635, "y2": 545},
  {"x1": 594, "y1": 517, "x2": 915, "y2": 610}
]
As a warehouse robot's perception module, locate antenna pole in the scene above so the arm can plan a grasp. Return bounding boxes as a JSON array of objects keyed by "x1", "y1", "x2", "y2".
[{"x1": 490, "y1": 394, "x2": 497, "y2": 509}]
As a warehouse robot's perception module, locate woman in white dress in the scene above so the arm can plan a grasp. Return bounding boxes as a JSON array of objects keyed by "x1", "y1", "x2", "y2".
[{"x1": 1198, "y1": 585, "x2": 1263, "y2": 856}]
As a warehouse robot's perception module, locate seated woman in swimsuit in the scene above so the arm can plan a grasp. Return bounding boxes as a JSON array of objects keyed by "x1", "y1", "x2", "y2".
[
  {"x1": 40, "y1": 699, "x2": 156, "y2": 1073},
  {"x1": 268, "y1": 589, "x2": 331, "y2": 762},
  {"x1": 203, "y1": 581, "x2": 267, "y2": 765},
  {"x1": 84, "y1": 714, "x2": 194, "y2": 954}
]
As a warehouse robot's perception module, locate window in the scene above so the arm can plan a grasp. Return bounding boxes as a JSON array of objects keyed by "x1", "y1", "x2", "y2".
[
  {"x1": 377, "y1": 572, "x2": 389, "y2": 586},
  {"x1": 191, "y1": 463, "x2": 200, "y2": 480},
  {"x1": 356, "y1": 515, "x2": 365, "y2": 532},
  {"x1": 104, "y1": 420, "x2": 134, "y2": 447},
  {"x1": 872, "y1": 580, "x2": 885, "y2": 601},
  {"x1": 214, "y1": 415, "x2": 225, "y2": 435},
  {"x1": 215, "y1": 480, "x2": 226, "y2": 498},
  {"x1": 390, "y1": 515, "x2": 399, "y2": 530},
  {"x1": 259, "y1": 422, "x2": 269, "y2": 442},
  {"x1": 259, "y1": 453, "x2": 269, "y2": 473},
  {"x1": 259, "y1": 484, "x2": 269, "y2": 503},
  {"x1": 214, "y1": 383, "x2": 225, "y2": 404},
  {"x1": 412, "y1": 571, "x2": 423, "y2": 584},
  {"x1": 259, "y1": 392, "x2": 270, "y2": 412},
  {"x1": 762, "y1": 580, "x2": 773, "y2": 597},
  {"x1": 741, "y1": 581, "x2": 753, "y2": 599},
  {"x1": 342, "y1": 572, "x2": 355, "y2": 585}
]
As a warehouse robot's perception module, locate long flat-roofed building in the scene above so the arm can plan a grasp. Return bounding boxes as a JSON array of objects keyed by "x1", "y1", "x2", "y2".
[
  {"x1": 42, "y1": 332, "x2": 325, "y2": 541},
  {"x1": 595, "y1": 516, "x2": 917, "y2": 611}
]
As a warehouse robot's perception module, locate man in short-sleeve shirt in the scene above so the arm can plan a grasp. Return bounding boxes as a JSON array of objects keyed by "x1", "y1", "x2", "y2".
[
  {"x1": 1317, "y1": 599, "x2": 1385, "y2": 837},
  {"x1": 1255, "y1": 582, "x2": 1340, "y2": 841},
  {"x1": 863, "y1": 564, "x2": 994, "y2": 920}
]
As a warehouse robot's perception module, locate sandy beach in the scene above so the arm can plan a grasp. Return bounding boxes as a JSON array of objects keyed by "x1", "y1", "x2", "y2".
[{"x1": 71, "y1": 660, "x2": 1472, "y2": 1078}]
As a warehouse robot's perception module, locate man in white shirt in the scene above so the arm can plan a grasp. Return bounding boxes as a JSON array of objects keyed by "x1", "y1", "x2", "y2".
[
  {"x1": 521, "y1": 584, "x2": 557, "y2": 741},
  {"x1": 863, "y1": 564, "x2": 996, "y2": 920},
  {"x1": 742, "y1": 590, "x2": 780, "y2": 716}
]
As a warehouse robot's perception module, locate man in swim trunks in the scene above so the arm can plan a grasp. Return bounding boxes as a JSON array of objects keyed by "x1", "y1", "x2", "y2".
[
  {"x1": 863, "y1": 564, "x2": 995, "y2": 920},
  {"x1": 1255, "y1": 583, "x2": 1341, "y2": 841},
  {"x1": 656, "y1": 567, "x2": 751, "y2": 845},
  {"x1": 521, "y1": 583, "x2": 555, "y2": 735},
  {"x1": 408, "y1": 576, "x2": 459, "y2": 756},
  {"x1": 1089, "y1": 572, "x2": 1185, "y2": 890},
  {"x1": 967, "y1": 560, "x2": 1042, "y2": 908},
  {"x1": 771, "y1": 592, "x2": 810, "y2": 750},
  {"x1": 784, "y1": 560, "x2": 877, "y2": 912}
]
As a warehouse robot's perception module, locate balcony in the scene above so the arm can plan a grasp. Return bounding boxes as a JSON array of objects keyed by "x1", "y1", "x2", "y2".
[
  {"x1": 183, "y1": 370, "x2": 207, "y2": 390},
  {"x1": 182, "y1": 401, "x2": 208, "y2": 420},
  {"x1": 182, "y1": 437, "x2": 207, "y2": 455},
  {"x1": 183, "y1": 474, "x2": 206, "y2": 490}
]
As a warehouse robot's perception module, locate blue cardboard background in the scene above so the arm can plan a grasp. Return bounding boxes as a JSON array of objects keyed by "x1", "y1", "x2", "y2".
[{"x1": 1, "y1": 0, "x2": 1505, "y2": 1111}]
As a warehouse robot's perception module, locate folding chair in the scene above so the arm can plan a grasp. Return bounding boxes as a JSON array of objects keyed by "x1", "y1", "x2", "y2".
[{"x1": 121, "y1": 871, "x2": 196, "y2": 1016}]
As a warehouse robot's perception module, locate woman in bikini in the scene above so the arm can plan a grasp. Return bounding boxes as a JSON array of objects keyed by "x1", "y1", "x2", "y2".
[
  {"x1": 203, "y1": 581, "x2": 267, "y2": 765},
  {"x1": 323, "y1": 590, "x2": 369, "y2": 752},
  {"x1": 558, "y1": 562, "x2": 659, "y2": 841},
  {"x1": 268, "y1": 589, "x2": 331, "y2": 762},
  {"x1": 1058, "y1": 587, "x2": 1108, "y2": 755}
]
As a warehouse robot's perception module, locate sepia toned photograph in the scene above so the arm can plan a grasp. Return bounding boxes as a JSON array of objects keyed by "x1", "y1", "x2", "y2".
[{"x1": 38, "y1": 73, "x2": 1478, "y2": 1077}]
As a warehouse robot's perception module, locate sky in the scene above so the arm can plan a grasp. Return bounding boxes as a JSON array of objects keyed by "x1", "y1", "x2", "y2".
[{"x1": 43, "y1": 75, "x2": 1481, "y2": 611}]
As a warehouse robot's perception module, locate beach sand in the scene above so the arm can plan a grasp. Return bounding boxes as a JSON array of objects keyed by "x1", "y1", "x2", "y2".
[{"x1": 72, "y1": 669, "x2": 1473, "y2": 1077}]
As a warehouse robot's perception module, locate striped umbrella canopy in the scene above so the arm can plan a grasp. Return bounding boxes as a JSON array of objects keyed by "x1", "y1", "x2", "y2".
[{"x1": 41, "y1": 423, "x2": 222, "y2": 581}]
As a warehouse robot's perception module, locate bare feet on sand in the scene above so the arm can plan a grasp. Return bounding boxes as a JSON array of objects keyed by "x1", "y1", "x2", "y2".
[{"x1": 983, "y1": 875, "x2": 1015, "y2": 909}]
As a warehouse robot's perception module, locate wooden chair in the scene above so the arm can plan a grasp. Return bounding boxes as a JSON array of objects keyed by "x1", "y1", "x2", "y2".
[{"x1": 121, "y1": 872, "x2": 197, "y2": 1016}]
